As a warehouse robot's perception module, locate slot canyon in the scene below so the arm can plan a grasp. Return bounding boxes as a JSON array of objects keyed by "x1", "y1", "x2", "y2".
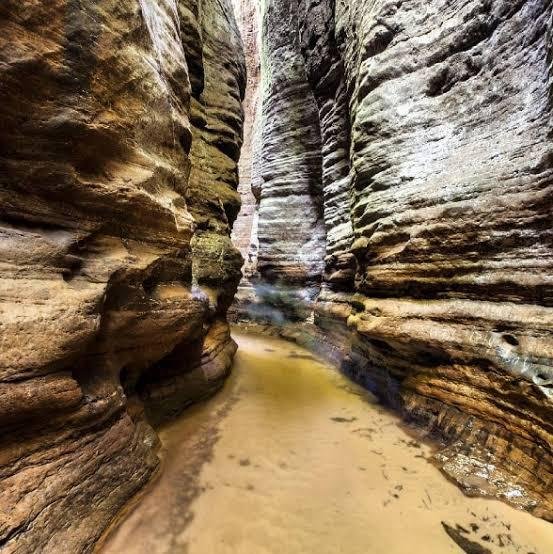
[{"x1": 0, "y1": 0, "x2": 552, "y2": 552}]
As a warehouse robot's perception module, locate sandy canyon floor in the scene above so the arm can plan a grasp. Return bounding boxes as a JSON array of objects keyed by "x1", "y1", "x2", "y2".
[{"x1": 101, "y1": 330, "x2": 553, "y2": 554}]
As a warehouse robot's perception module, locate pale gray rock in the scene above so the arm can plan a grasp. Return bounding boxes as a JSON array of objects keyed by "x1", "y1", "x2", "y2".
[{"x1": 235, "y1": 0, "x2": 553, "y2": 519}]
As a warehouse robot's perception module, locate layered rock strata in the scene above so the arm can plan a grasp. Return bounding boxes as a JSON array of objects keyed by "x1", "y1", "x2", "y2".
[
  {"x1": 243, "y1": 0, "x2": 326, "y2": 321},
  {"x1": 0, "y1": 0, "x2": 245, "y2": 551},
  {"x1": 235, "y1": 0, "x2": 553, "y2": 519},
  {"x1": 231, "y1": 0, "x2": 261, "y2": 265},
  {"x1": 229, "y1": 0, "x2": 263, "y2": 317}
]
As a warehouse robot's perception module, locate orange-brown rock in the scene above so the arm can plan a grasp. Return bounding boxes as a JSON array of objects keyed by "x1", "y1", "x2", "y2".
[{"x1": 0, "y1": 0, "x2": 245, "y2": 551}]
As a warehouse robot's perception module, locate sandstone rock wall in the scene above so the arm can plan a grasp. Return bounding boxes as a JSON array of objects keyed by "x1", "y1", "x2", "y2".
[
  {"x1": 229, "y1": 0, "x2": 263, "y2": 318},
  {"x1": 0, "y1": 0, "x2": 245, "y2": 551},
  {"x1": 236, "y1": 0, "x2": 553, "y2": 519},
  {"x1": 257, "y1": 0, "x2": 326, "y2": 289},
  {"x1": 231, "y1": 0, "x2": 328, "y2": 323},
  {"x1": 231, "y1": 0, "x2": 261, "y2": 267}
]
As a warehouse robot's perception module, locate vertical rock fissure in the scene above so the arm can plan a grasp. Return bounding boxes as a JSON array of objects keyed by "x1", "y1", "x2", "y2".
[{"x1": 232, "y1": 0, "x2": 327, "y2": 325}]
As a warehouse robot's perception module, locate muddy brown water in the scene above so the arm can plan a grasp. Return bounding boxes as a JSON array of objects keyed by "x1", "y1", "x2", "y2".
[{"x1": 101, "y1": 330, "x2": 553, "y2": 554}]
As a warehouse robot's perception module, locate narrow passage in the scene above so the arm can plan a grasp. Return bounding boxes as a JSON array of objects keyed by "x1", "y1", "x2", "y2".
[{"x1": 102, "y1": 331, "x2": 553, "y2": 554}]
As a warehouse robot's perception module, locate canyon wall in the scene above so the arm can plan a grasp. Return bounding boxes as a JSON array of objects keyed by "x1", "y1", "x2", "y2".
[
  {"x1": 230, "y1": 0, "x2": 262, "y2": 314},
  {"x1": 0, "y1": 0, "x2": 245, "y2": 551},
  {"x1": 231, "y1": 0, "x2": 261, "y2": 264},
  {"x1": 236, "y1": 0, "x2": 553, "y2": 519}
]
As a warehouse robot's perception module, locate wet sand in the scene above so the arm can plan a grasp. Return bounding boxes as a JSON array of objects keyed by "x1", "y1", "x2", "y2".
[{"x1": 101, "y1": 330, "x2": 553, "y2": 554}]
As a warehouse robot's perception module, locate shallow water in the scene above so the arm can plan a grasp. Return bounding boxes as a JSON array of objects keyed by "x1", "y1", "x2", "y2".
[{"x1": 102, "y1": 330, "x2": 553, "y2": 554}]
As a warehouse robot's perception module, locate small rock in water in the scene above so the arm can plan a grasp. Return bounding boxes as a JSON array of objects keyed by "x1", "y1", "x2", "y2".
[{"x1": 330, "y1": 416, "x2": 357, "y2": 423}]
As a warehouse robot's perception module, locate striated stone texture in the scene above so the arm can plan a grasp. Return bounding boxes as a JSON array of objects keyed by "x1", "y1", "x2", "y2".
[
  {"x1": 0, "y1": 0, "x2": 244, "y2": 551},
  {"x1": 229, "y1": 0, "x2": 263, "y2": 317},
  {"x1": 298, "y1": 0, "x2": 355, "y2": 291},
  {"x1": 235, "y1": 0, "x2": 553, "y2": 519},
  {"x1": 256, "y1": 0, "x2": 326, "y2": 306},
  {"x1": 232, "y1": 0, "x2": 328, "y2": 323},
  {"x1": 231, "y1": 0, "x2": 261, "y2": 265}
]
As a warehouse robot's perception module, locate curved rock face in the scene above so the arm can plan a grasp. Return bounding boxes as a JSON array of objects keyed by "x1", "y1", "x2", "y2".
[
  {"x1": 231, "y1": 0, "x2": 261, "y2": 265},
  {"x1": 0, "y1": 0, "x2": 244, "y2": 551},
  {"x1": 258, "y1": 0, "x2": 325, "y2": 288},
  {"x1": 235, "y1": 0, "x2": 553, "y2": 519}
]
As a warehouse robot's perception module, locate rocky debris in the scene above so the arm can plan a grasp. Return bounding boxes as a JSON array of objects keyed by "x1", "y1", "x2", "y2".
[
  {"x1": 0, "y1": 0, "x2": 245, "y2": 551},
  {"x1": 233, "y1": 0, "x2": 553, "y2": 519}
]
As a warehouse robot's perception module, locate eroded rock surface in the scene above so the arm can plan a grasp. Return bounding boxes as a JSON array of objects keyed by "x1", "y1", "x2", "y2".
[
  {"x1": 234, "y1": 0, "x2": 553, "y2": 519},
  {"x1": 253, "y1": 0, "x2": 326, "y2": 320},
  {"x1": 0, "y1": 0, "x2": 245, "y2": 551},
  {"x1": 231, "y1": 0, "x2": 261, "y2": 265},
  {"x1": 229, "y1": 0, "x2": 262, "y2": 319}
]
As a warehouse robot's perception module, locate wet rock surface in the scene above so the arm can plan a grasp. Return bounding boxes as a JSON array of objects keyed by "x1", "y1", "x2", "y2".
[
  {"x1": 0, "y1": 0, "x2": 244, "y2": 551},
  {"x1": 233, "y1": 0, "x2": 553, "y2": 519}
]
